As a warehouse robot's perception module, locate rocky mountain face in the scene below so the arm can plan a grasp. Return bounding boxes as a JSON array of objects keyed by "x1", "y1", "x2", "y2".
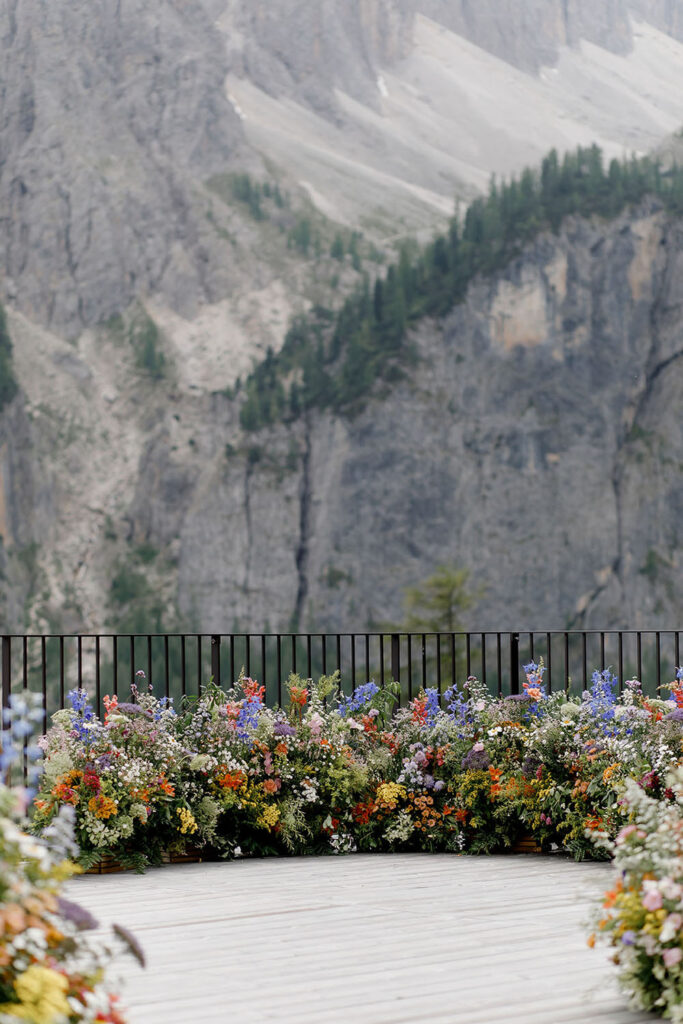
[
  {"x1": 0, "y1": 0, "x2": 245, "y2": 337},
  {"x1": 1, "y1": 0, "x2": 683, "y2": 636},
  {"x1": 175, "y1": 201, "x2": 683, "y2": 632}
]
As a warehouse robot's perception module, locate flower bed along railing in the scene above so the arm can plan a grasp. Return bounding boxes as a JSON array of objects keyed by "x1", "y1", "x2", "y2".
[{"x1": 28, "y1": 662, "x2": 683, "y2": 1018}]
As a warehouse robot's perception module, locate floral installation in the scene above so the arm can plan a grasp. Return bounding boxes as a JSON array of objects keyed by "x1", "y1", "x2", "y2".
[
  {"x1": 28, "y1": 660, "x2": 683, "y2": 1019},
  {"x1": 587, "y1": 669, "x2": 683, "y2": 1020},
  {"x1": 1, "y1": 692, "x2": 142, "y2": 1024},
  {"x1": 32, "y1": 662, "x2": 683, "y2": 867}
]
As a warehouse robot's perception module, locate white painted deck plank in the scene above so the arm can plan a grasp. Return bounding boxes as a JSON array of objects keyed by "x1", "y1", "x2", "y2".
[{"x1": 66, "y1": 854, "x2": 658, "y2": 1024}]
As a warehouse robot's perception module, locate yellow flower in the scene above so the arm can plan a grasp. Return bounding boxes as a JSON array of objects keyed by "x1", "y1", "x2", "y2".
[
  {"x1": 177, "y1": 807, "x2": 198, "y2": 835},
  {"x1": 257, "y1": 804, "x2": 280, "y2": 829},
  {"x1": 0, "y1": 964, "x2": 70, "y2": 1023},
  {"x1": 375, "y1": 783, "x2": 406, "y2": 810}
]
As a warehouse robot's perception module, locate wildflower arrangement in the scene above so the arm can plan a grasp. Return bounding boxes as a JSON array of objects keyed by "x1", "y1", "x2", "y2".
[
  {"x1": 1, "y1": 693, "x2": 142, "y2": 1023},
  {"x1": 33, "y1": 663, "x2": 683, "y2": 869},
  {"x1": 588, "y1": 671, "x2": 683, "y2": 1020},
  {"x1": 32, "y1": 678, "x2": 194, "y2": 871}
]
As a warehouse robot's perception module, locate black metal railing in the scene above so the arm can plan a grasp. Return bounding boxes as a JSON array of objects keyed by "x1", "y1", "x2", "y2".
[{"x1": 1, "y1": 630, "x2": 681, "y2": 720}]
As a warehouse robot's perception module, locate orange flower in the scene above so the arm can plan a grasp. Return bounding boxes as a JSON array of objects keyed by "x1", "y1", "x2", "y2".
[
  {"x1": 217, "y1": 768, "x2": 246, "y2": 790},
  {"x1": 263, "y1": 778, "x2": 281, "y2": 795},
  {"x1": 488, "y1": 766, "x2": 502, "y2": 783},
  {"x1": 275, "y1": 742, "x2": 288, "y2": 756},
  {"x1": 587, "y1": 933, "x2": 596, "y2": 948},
  {"x1": 158, "y1": 777, "x2": 175, "y2": 796},
  {"x1": 454, "y1": 809, "x2": 468, "y2": 823},
  {"x1": 88, "y1": 794, "x2": 118, "y2": 819}
]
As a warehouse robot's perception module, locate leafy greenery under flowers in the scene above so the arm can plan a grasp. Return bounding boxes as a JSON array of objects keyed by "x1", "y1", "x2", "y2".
[{"x1": 239, "y1": 144, "x2": 683, "y2": 429}]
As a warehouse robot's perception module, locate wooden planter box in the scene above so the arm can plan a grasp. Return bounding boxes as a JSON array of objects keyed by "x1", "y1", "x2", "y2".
[
  {"x1": 511, "y1": 833, "x2": 543, "y2": 854},
  {"x1": 83, "y1": 847, "x2": 203, "y2": 874}
]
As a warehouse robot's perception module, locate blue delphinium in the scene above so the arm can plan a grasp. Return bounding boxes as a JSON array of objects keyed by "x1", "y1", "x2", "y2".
[
  {"x1": 586, "y1": 668, "x2": 619, "y2": 735},
  {"x1": 67, "y1": 688, "x2": 98, "y2": 743},
  {"x1": 443, "y1": 684, "x2": 472, "y2": 737},
  {"x1": 236, "y1": 690, "x2": 264, "y2": 741},
  {"x1": 424, "y1": 688, "x2": 441, "y2": 728},
  {"x1": 337, "y1": 681, "x2": 380, "y2": 717},
  {"x1": 1, "y1": 691, "x2": 45, "y2": 794}
]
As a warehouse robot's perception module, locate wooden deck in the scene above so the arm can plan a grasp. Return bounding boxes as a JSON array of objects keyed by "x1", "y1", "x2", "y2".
[{"x1": 67, "y1": 854, "x2": 658, "y2": 1024}]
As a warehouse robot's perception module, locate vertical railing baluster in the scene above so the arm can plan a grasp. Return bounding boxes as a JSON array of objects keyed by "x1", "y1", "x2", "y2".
[
  {"x1": 336, "y1": 635, "x2": 341, "y2": 677},
  {"x1": 452, "y1": 633, "x2": 457, "y2": 687},
  {"x1": 546, "y1": 632, "x2": 552, "y2": 692},
  {"x1": 436, "y1": 634, "x2": 441, "y2": 690},
  {"x1": 181, "y1": 635, "x2": 187, "y2": 697},
  {"x1": 42, "y1": 636, "x2": 48, "y2": 722},
  {"x1": 229, "y1": 635, "x2": 235, "y2": 686},
  {"x1": 351, "y1": 635, "x2": 356, "y2": 687},
  {"x1": 380, "y1": 634, "x2": 385, "y2": 687},
  {"x1": 582, "y1": 632, "x2": 587, "y2": 691},
  {"x1": 211, "y1": 635, "x2": 221, "y2": 687},
  {"x1": 76, "y1": 635, "x2": 82, "y2": 689},
  {"x1": 130, "y1": 636, "x2": 135, "y2": 690},
  {"x1": 60, "y1": 636, "x2": 66, "y2": 705},
  {"x1": 480, "y1": 632, "x2": 485, "y2": 691},
  {"x1": 618, "y1": 632, "x2": 624, "y2": 691},
  {"x1": 276, "y1": 634, "x2": 282, "y2": 704},
  {"x1": 1, "y1": 636, "x2": 10, "y2": 714},
  {"x1": 563, "y1": 631, "x2": 569, "y2": 693},
  {"x1": 600, "y1": 632, "x2": 606, "y2": 671},
  {"x1": 466, "y1": 633, "x2": 471, "y2": 679},
  {"x1": 196, "y1": 636, "x2": 202, "y2": 692},
  {"x1": 656, "y1": 631, "x2": 661, "y2": 688},
  {"x1": 164, "y1": 635, "x2": 170, "y2": 699},
  {"x1": 306, "y1": 634, "x2": 312, "y2": 680},
  {"x1": 291, "y1": 635, "x2": 297, "y2": 676},
  {"x1": 637, "y1": 632, "x2": 642, "y2": 682},
  {"x1": 496, "y1": 633, "x2": 502, "y2": 696},
  {"x1": 112, "y1": 634, "x2": 118, "y2": 700},
  {"x1": 421, "y1": 633, "x2": 426, "y2": 689},
  {"x1": 407, "y1": 633, "x2": 412, "y2": 702},
  {"x1": 510, "y1": 632, "x2": 520, "y2": 695},
  {"x1": 245, "y1": 634, "x2": 251, "y2": 678},
  {"x1": 261, "y1": 635, "x2": 267, "y2": 689},
  {"x1": 147, "y1": 634, "x2": 153, "y2": 689},
  {"x1": 321, "y1": 634, "x2": 327, "y2": 675},
  {"x1": 364, "y1": 634, "x2": 369, "y2": 684}
]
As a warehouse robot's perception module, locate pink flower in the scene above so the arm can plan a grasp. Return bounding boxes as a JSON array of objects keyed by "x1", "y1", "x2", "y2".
[
  {"x1": 615, "y1": 824, "x2": 637, "y2": 845},
  {"x1": 473, "y1": 742, "x2": 484, "y2": 752},
  {"x1": 662, "y1": 948, "x2": 682, "y2": 969},
  {"x1": 642, "y1": 889, "x2": 663, "y2": 911}
]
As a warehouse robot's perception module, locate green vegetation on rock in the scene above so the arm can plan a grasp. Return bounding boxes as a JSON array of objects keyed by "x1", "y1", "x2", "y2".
[
  {"x1": 239, "y1": 145, "x2": 683, "y2": 431},
  {"x1": 0, "y1": 305, "x2": 19, "y2": 412}
]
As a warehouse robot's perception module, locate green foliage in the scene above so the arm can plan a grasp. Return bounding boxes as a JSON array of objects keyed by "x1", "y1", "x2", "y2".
[
  {"x1": 238, "y1": 144, "x2": 683, "y2": 432},
  {"x1": 231, "y1": 173, "x2": 265, "y2": 221},
  {"x1": 0, "y1": 305, "x2": 18, "y2": 412},
  {"x1": 400, "y1": 565, "x2": 480, "y2": 633},
  {"x1": 130, "y1": 312, "x2": 165, "y2": 379}
]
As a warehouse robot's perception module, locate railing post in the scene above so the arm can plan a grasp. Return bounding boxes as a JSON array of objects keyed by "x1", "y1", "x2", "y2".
[
  {"x1": 510, "y1": 632, "x2": 520, "y2": 694},
  {"x1": 390, "y1": 633, "x2": 401, "y2": 684},
  {"x1": 1, "y1": 636, "x2": 10, "y2": 711},
  {"x1": 211, "y1": 634, "x2": 221, "y2": 686}
]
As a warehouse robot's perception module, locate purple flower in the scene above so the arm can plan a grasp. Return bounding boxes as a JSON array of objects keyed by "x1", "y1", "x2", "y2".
[
  {"x1": 664, "y1": 709, "x2": 683, "y2": 723},
  {"x1": 433, "y1": 780, "x2": 445, "y2": 793},
  {"x1": 57, "y1": 897, "x2": 99, "y2": 931},
  {"x1": 621, "y1": 931, "x2": 636, "y2": 946},
  {"x1": 506, "y1": 693, "x2": 533, "y2": 702},
  {"x1": 274, "y1": 722, "x2": 297, "y2": 737},
  {"x1": 461, "y1": 747, "x2": 490, "y2": 771},
  {"x1": 115, "y1": 703, "x2": 153, "y2": 718},
  {"x1": 423, "y1": 774, "x2": 435, "y2": 790},
  {"x1": 113, "y1": 923, "x2": 146, "y2": 968}
]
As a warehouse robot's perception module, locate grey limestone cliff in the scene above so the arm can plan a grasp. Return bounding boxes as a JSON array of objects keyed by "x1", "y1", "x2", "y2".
[{"x1": 175, "y1": 202, "x2": 683, "y2": 632}]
